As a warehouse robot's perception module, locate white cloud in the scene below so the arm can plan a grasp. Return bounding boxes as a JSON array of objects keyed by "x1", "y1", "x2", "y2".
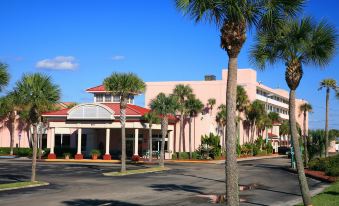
[
  {"x1": 112, "y1": 55, "x2": 125, "y2": 61},
  {"x1": 36, "y1": 56, "x2": 78, "y2": 70}
]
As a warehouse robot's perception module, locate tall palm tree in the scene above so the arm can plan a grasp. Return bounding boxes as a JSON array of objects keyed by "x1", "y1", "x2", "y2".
[
  {"x1": 150, "y1": 93, "x2": 178, "y2": 167},
  {"x1": 207, "y1": 98, "x2": 216, "y2": 115},
  {"x1": 175, "y1": 1, "x2": 304, "y2": 203},
  {"x1": 319, "y1": 79, "x2": 338, "y2": 157},
  {"x1": 250, "y1": 17, "x2": 337, "y2": 206},
  {"x1": 216, "y1": 104, "x2": 226, "y2": 150},
  {"x1": 14, "y1": 73, "x2": 60, "y2": 182},
  {"x1": 0, "y1": 62, "x2": 9, "y2": 92},
  {"x1": 0, "y1": 93, "x2": 20, "y2": 155},
  {"x1": 104, "y1": 73, "x2": 145, "y2": 172},
  {"x1": 185, "y1": 95, "x2": 203, "y2": 159},
  {"x1": 143, "y1": 111, "x2": 160, "y2": 162},
  {"x1": 172, "y1": 84, "x2": 193, "y2": 156},
  {"x1": 299, "y1": 103, "x2": 313, "y2": 165}
]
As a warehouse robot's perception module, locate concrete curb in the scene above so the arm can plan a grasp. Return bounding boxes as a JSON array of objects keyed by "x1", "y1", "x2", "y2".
[{"x1": 0, "y1": 182, "x2": 50, "y2": 192}]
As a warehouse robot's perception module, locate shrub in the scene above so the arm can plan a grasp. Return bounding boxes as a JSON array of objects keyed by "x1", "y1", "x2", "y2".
[
  {"x1": 265, "y1": 142, "x2": 273, "y2": 154},
  {"x1": 63, "y1": 152, "x2": 72, "y2": 158},
  {"x1": 0, "y1": 147, "x2": 33, "y2": 157},
  {"x1": 191, "y1": 152, "x2": 201, "y2": 160},
  {"x1": 201, "y1": 133, "x2": 221, "y2": 159},
  {"x1": 178, "y1": 152, "x2": 189, "y2": 159},
  {"x1": 90, "y1": 149, "x2": 101, "y2": 156},
  {"x1": 256, "y1": 150, "x2": 267, "y2": 156},
  {"x1": 325, "y1": 166, "x2": 339, "y2": 177}
]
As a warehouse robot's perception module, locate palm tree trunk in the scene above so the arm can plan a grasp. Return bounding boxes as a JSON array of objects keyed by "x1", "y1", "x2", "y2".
[
  {"x1": 38, "y1": 123, "x2": 43, "y2": 159},
  {"x1": 9, "y1": 113, "x2": 15, "y2": 156},
  {"x1": 324, "y1": 88, "x2": 329, "y2": 157},
  {"x1": 31, "y1": 124, "x2": 38, "y2": 182},
  {"x1": 225, "y1": 57, "x2": 239, "y2": 206},
  {"x1": 303, "y1": 111, "x2": 308, "y2": 165},
  {"x1": 189, "y1": 116, "x2": 192, "y2": 159},
  {"x1": 159, "y1": 117, "x2": 168, "y2": 167},
  {"x1": 120, "y1": 99, "x2": 127, "y2": 172},
  {"x1": 178, "y1": 113, "x2": 184, "y2": 159},
  {"x1": 289, "y1": 89, "x2": 312, "y2": 206},
  {"x1": 149, "y1": 125, "x2": 153, "y2": 162}
]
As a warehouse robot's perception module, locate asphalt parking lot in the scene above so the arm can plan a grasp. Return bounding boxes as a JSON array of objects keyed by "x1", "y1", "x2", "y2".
[{"x1": 0, "y1": 158, "x2": 326, "y2": 206}]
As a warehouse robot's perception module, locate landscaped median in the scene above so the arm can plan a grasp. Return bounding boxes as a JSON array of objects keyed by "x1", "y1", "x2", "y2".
[
  {"x1": 0, "y1": 181, "x2": 49, "y2": 191},
  {"x1": 103, "y1": 167, "x2": 170, "y2": 176}
]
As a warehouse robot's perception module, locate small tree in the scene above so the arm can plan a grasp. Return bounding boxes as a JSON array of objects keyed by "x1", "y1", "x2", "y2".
[
  {"x1": 207, "y1": 98, "x2": 216, "y2": 116},
  {"x1": 14, "y1": 73, "x2": 60, "y2": 182},
  {"x1": 143, "y1": 111, "x2": 160, "y2": 162},
  {"x1": 185, "y1": 95, "x2": 203, "y2": 159},
  {"x1": 319, "y1": 79, "x2": 338, "y2": 157},
  {"x1": 150, "y1": 93, "x2": 178, "y2": 167},
  {"x1": 299, "y1": 103, "x2": 313, "y2": 164},
  {"x1": 172, "y1": 84, "x2": 193, "y2": 156},
  {"x1": 0, "y1": 62, "x2": 9, "y2": 92},
  {"x1": 0, "y1": 93, "x2": 20, "y2": 155},
  {"x1": 104, "y1": 72, "x2": 145, "y2": 172}
]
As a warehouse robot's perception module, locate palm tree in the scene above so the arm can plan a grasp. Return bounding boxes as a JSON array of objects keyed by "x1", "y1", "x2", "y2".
[
  {"x1": 150, "y1": 93, "x2": 178, "y2": 167},
  {"x1": 175, "y1": 1, "x2": 303, "y2": 203},
  {"x1": 207, "y1": 98, "x2": 216, "y2": 116},
  {"x1": 250, "y1": 17, "x2": 337, "y2": 206},
  {"x1": 216, "y1": 104, "x2": 226, "y2": 150},
  {"x1": 245, "y1": 100, "x2": 266, "y2": 146},
  {"x1": 0, "y1": 62, "x2": 9, "y2": 92},
  {"x1": 236, "y1": 85, "x2": 249, "y2": 142},
  {"x1": 172, "y1": 84, "x2": 193, "y2": 156},
  {"x1": 299, "y1": 103, "x2": 313, "y2": 165},
  {"x1": 14, "y1": 73, "x2": 60, "y2": 182},
  {"x1": 0, "y1": 93, "x2": 20, "y2": 156},
  {"x1": 185, "y1": 95, "x2": 203, "y2": 159},
  {"x1": 143, "y1": 111, "x2": 160, "y2": 162},
  {"x1": 104, "y1": 73, "x2": 145, "y2": 172},
  {"x1": 319, "y1": 79, "x2": 338, "y2": 157}
]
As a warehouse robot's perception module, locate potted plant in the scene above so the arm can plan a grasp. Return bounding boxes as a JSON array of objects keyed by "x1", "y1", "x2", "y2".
[
  {"x1": 63, "y1": 152, "x2": 71, "y2": 160},
  {"x1": 91, "y1": 149, "x2": 101, "y2": 160}
]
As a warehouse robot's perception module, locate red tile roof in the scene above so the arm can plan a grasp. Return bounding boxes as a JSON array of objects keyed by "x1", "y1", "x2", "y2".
[
  {"x1": 268, "y1": 133, "x2": 278, "y2": 138},
  {"x1": 43, "y1": 108, "x2": 70, "y2": 116},
  {"x1": 42, "y1": 103, "x2": 150, "y2": 117},
  {"x1": 86, "y1": 85, "x2": 106, "y2": 92}
]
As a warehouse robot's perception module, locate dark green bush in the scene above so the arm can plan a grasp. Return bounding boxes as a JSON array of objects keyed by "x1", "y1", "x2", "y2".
[
  {"x1": 325, "y1": 166, "x2": 339, "y2": 177},
  {"x1": 201, "y1": 133, "x2": 221, "y2": 159},
  {"x1": 191, "y1": 152, "x2": 200, "y2": 159},
  {"x1": 0, "y1": 147, "x2": 33, "y2": 157}
]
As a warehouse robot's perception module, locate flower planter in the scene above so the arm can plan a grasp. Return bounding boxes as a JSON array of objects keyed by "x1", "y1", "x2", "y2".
[{"x1": 92, "y1": 154, "x2": 98, "y2": 160}]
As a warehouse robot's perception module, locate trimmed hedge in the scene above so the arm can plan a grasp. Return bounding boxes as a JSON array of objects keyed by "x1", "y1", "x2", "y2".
[
  {"x1": 172, "y1": 152, "x2": 201, "y2": 160},
  {"x1": 0, "y1": 147, "x2": 33, "y2": 157}
]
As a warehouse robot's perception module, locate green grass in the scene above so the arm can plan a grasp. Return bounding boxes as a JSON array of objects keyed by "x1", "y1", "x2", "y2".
[
  {"x1": 103, "y1": 167, "x2": 169, "y2": 176},
  {"x1": 0, "y1": 181, "x2": 48, "y2": 190},
  {"x1": 296, "y1": 181, "x2": 339, "y2": 206}
]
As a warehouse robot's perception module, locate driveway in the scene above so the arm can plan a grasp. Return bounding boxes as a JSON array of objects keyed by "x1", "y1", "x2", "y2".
[{"x1": 0, "y1": 158, "x2": 326, "y2": 206}]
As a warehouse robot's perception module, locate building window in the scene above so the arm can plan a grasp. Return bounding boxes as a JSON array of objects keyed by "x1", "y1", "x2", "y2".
[
  {"x1": 96, "y1": 94, "x2": 103, "y2": 102},
  {"x1": 113, "y1": 95, "x2": 120, "y2": 102},
  {"x1": 128, "y1": 96, "x2": 134, "y2": 104},
  {"x1": 104, "y1": 94, "x2": 112, "y2": 102}
]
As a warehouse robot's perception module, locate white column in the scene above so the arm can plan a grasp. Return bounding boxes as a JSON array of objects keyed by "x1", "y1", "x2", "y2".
[
  {"x1": 50, "y1": 128, "x2": 55, "y2": 154},
  {"x1": 77, "y1": 128, "x2": 82, "y2": 154},
  {"x1": 134, "y1": 129, "x2": 139, "y2": 155},
  {"x1": 105, "y1": 128, "x2": 110, "y2": 155},
  {"x1": 168, "y1": 130, "x2": 173, "y2": 153}
]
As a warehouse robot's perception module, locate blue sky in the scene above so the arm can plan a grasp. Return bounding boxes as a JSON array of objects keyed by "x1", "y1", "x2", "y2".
[{"x1": 0, "y1": 0, "x2": 338, "y2": 129}]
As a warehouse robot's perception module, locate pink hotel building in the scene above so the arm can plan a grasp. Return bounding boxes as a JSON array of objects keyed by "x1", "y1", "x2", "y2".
[{"x1": 0, "y1": 68, "x2": 308, "y2": 159}]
